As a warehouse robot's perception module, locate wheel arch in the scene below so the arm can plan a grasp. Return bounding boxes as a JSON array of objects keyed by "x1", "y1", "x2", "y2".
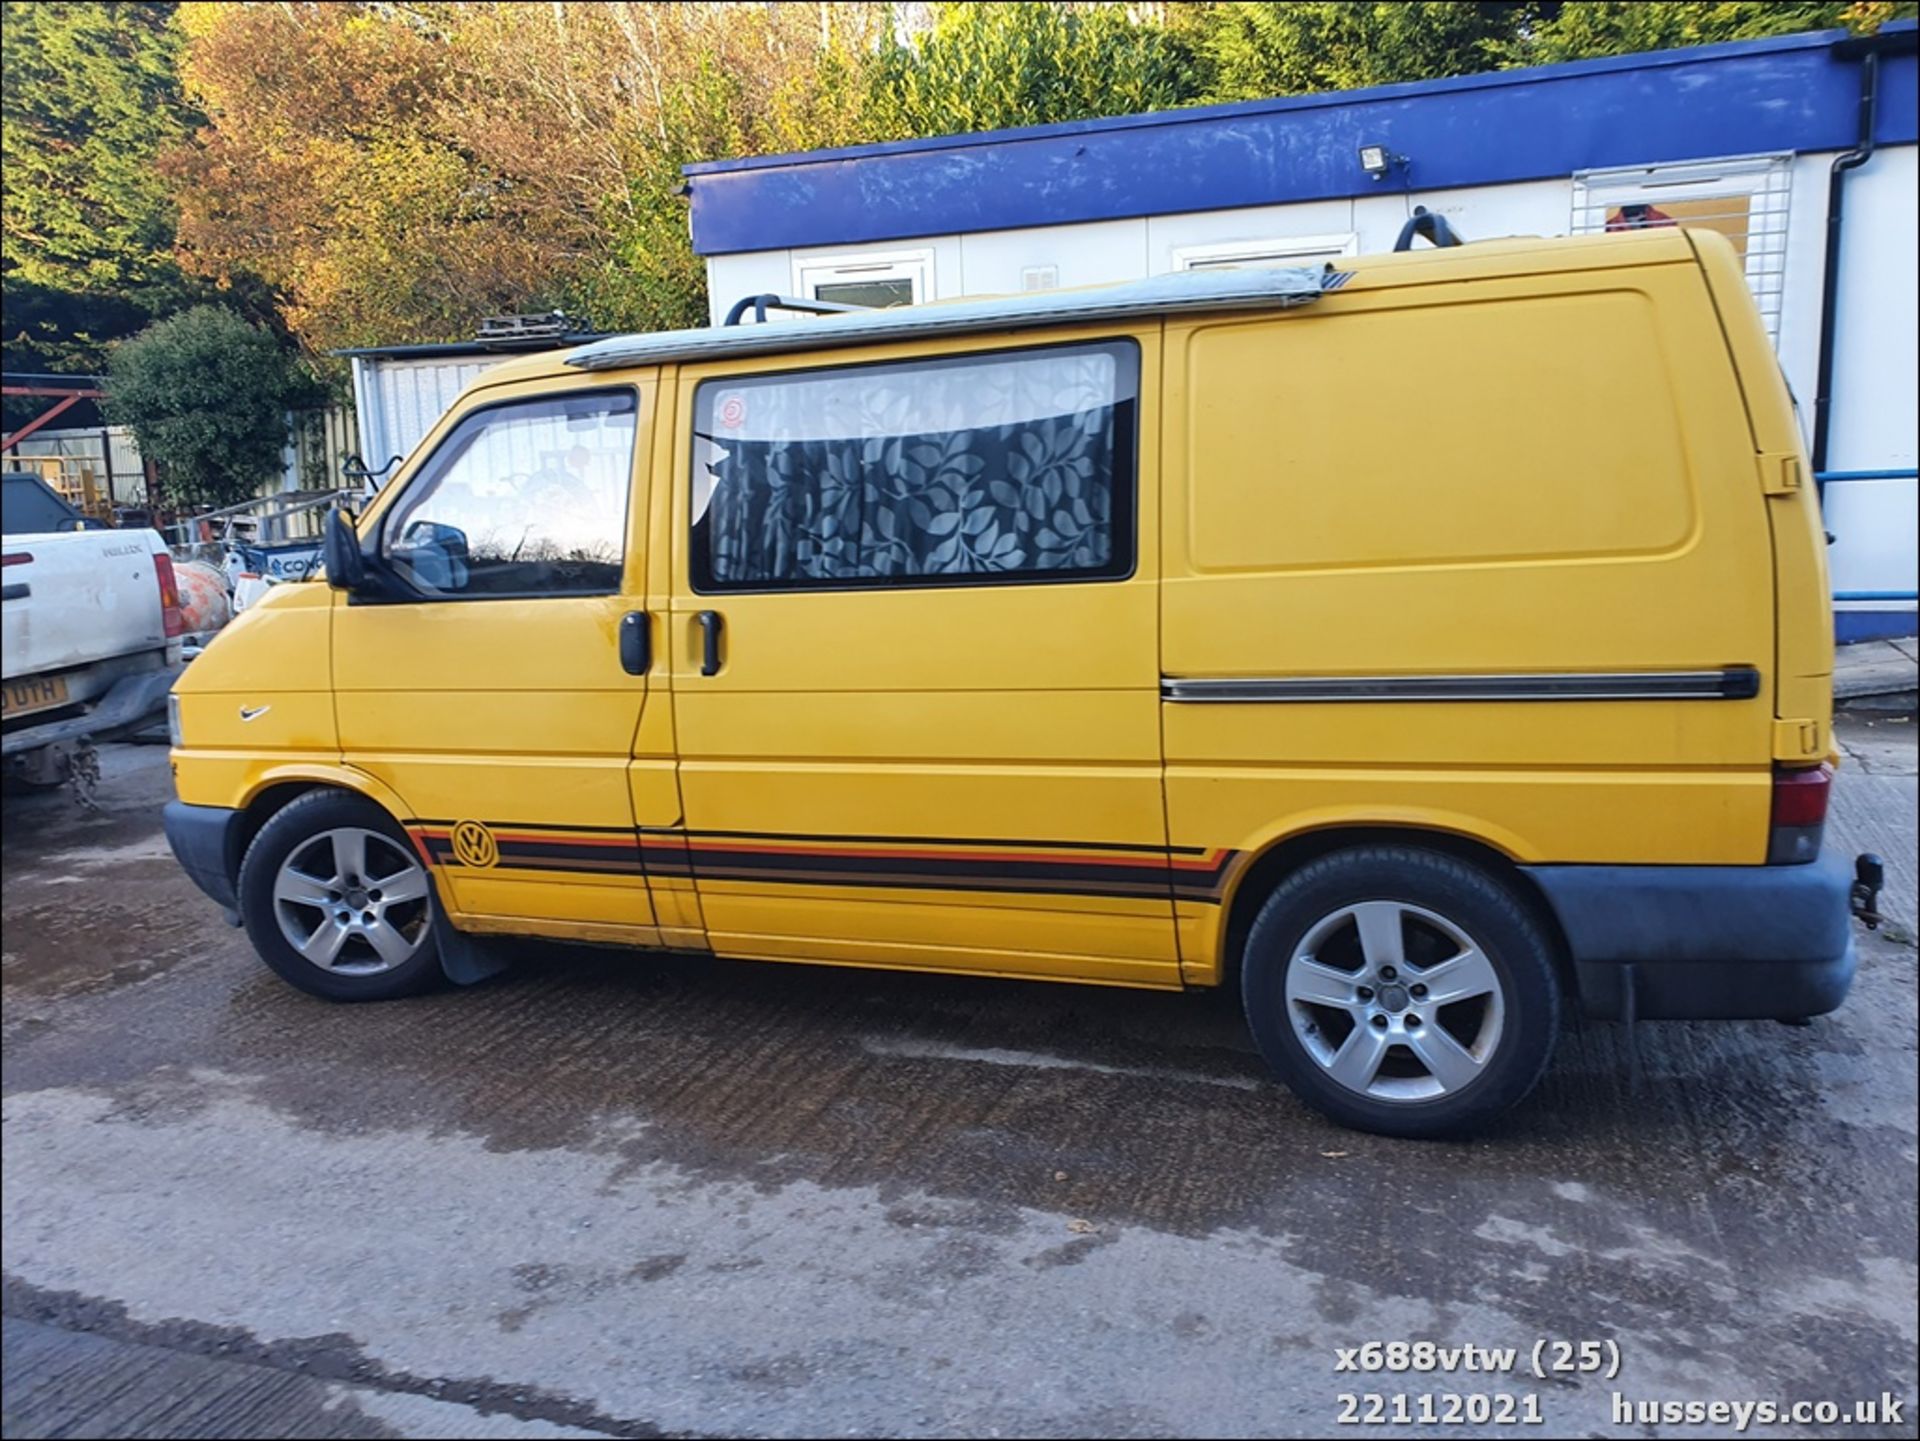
[
  {"x1": 230, "y1": 766, "x2": 423, "y2": 884},
  {"x1": 1213, "y1": 823, "x2": 1574, "y2": 996}
]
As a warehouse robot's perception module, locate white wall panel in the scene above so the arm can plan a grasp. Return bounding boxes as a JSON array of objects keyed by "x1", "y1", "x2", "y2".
[
  {"x1": 1146, "y1": 200, "x2": 1353, "y2": 273},
  {"x1": 1821, "y1": 143, "x2": 1919, "y2": 614},
  {"x1": 960, "y1": 219, "x2": 1146, "y2": 293},
  {"x1": 704, "y1": 250, "x2": 797, "y2": 323},
  {"x1": 1827, "y1": 144, "x2": 1918, "y2": 473}
]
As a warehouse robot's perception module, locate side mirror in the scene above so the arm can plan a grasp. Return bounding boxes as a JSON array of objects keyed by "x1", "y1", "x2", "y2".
[{"x1": 322, "y1": 505, "x2": 366, "y2": 591}]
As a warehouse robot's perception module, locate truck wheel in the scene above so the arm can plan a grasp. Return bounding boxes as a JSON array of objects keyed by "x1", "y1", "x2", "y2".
[
  {"x1": 3, "y1": 743, "x2": 70, "y2": 791},
  {"x1": 236, "y1": 790, "x2": 443, "y2": 1002},
  {"x1": 1240, "y1": 846, "x2": 1560, "y2": 1138}
]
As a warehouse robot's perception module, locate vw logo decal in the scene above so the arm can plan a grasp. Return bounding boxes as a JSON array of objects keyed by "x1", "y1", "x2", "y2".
[{"x1": 450, "y1": 820, "x2": 499, "y2": 869}]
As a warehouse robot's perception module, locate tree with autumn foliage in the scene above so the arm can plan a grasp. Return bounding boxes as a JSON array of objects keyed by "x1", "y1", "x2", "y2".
[{"x1": 165, "y1": 2, "x2": 897, "y2": 349}]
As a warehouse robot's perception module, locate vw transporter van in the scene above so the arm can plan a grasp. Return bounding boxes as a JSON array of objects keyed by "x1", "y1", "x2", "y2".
[{"x1": 164, "y1": 229, "x2": 1873, "y2": 1137}]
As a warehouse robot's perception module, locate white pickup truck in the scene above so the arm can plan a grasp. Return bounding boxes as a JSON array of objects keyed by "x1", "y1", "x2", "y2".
[{"x1": 2, "y1": 471, "x2": 184, "y2": 792}]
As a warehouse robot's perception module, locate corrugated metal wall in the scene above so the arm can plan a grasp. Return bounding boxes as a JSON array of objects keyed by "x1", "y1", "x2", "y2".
[
  {"x1": 352, "y1": 357, "x2": 509, "y2": 484},
  {"x1": 6, "y1": 426, "x2": 145, "y2": 506},
  {"x1": 284, "y1": 405, "x2": 360, "y2": 492}
]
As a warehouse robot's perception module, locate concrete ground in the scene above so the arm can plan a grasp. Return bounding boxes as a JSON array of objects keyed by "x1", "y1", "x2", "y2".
[
  {"x1": 1836, "y1": 636, "x2": 1919, "y2": 715},
  {"x1": 3, "y1": 729, "x2": 1915, "y2": 1440}
]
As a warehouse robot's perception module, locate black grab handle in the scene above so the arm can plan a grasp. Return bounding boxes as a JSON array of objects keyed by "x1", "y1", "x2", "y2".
[
  {"x1": 697, "y1": 610, "x2": 723, "y2": 676},
  {"x1": 619, "y1": 611, "x2": 650, "y2": 675},
  {"x1": 1391, "y1": 205, "x2": 1465, "y2": 252}
]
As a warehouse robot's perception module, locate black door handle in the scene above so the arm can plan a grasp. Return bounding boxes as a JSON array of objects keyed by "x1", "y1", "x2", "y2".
[
  {"x1": 697, "y1": 610, "x2": 723, "y2": 676},
  {"x1": 619, "y1": 610, "x2": 650, "y2": 675}
]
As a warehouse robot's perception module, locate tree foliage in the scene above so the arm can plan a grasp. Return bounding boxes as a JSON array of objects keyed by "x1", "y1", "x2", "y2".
[
  {"x1": 439, "y1": 2, "x2": 895, "y2": 337},
  {"x1": 1197, "y1": 3, "x2": 1528, "y2": 100},
  {"x1": 166, "y1": 2, "x2": 897, "y2": 348},
  {"x1": 167, "y1": 3, "x2": 529, "y2": 353},
  {"x1": 1, "y1": 1, "x2": 198, "y2": 299},
  {"x1": 868, "y1": 3, "x2": 1203, "y2": 137},
  {"x1": 1, "y1": 0, "x2": 206, "y2": 392},
  {"x1": 1513, "y1": 2, "x2": 1914, "y2": 64},
  {"x1": 104, "y1": 306, "x2": 316, "y2": 506}
]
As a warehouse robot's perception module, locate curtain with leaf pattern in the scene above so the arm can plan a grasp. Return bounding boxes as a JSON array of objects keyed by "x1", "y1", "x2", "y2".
[{"x1": 697, "y1": 344, "x2": 1131, "y2": 587}]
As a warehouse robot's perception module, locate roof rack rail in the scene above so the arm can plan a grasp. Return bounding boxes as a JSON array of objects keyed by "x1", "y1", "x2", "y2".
[
  {"x1": 1392, "y1": 205, "x2": 1467, "y2": 252},
  {"x1": 572, "y1": 267, "x2": 1328, "y2": 371},
  {"x1": 723, "y1": 293, "x2": 871, "y2": 326}
]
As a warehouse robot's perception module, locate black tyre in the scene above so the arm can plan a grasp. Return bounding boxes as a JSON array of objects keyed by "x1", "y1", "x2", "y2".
[
  {"x1": 236, "y1": 790, "x2": 443, "y2": 1002},
  {"x1": 1240, "y1": 845, "x2": 1560, "y2": 1138}
]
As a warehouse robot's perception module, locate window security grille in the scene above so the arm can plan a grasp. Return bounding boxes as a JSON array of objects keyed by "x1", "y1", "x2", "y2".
[{"x1": 1572, "y1": 153, "x2": 1793, "y2": 346}]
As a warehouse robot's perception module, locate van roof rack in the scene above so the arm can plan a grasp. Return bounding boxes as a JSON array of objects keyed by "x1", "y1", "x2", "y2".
[
  {"x1": 722, "y1": 293, "x2": 870, "y2": 326},
  {"x1": 569, "y1": 266, "x2": 1334, "y2": 372},
  {"x1": 475, "y1": 311, "x2": 586, "y2": 341}
]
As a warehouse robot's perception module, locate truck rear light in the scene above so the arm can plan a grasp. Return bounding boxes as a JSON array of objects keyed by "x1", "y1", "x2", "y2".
[
  {"x1": 2, "y1": 551, "x2": 31, "y2": 567},
  {"x1": 1768, "y1": 762, "x2": 1832, "y2": 864},
  {"x1": 153, "y1": 552, "x2": 185, "y2": 638}
]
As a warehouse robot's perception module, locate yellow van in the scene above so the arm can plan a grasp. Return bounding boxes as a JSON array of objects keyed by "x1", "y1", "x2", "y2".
[{"x1": 164, "y1": 228, "x2": 1872, "y2": 1137}]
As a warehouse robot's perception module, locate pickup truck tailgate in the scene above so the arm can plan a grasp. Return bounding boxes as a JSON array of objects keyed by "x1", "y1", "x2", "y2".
[{"x1": 2, "y1": 531, "x2": 170, "y2": 681}]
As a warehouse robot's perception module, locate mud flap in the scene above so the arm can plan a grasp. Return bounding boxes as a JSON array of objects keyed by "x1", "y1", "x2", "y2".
[{"x1": 427, "y1": 877, "x2": 511, "y2": 986}]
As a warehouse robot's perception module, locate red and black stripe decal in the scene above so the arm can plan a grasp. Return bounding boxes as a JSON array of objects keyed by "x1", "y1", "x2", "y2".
[{"x1": 406, "y1": 820, "x2": 1238, "y2": 903}]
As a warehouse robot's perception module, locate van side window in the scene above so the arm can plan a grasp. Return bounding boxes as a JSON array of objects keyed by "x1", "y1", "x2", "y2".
[
  {"x1": 381, "y1": 390, "x2": 636, "y2": 598},
  {"x1": 690, "y1": 340, "x2": 1137, "y2": 591}
]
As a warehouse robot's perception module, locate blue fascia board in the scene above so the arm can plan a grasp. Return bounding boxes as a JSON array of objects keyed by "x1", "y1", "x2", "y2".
[
  {"x1": 686, "y1": 24, "x2": 1919, "y2": 257},
  {"x1": 1835, "y1": 610, "x2": 1920, "y2": 643}
]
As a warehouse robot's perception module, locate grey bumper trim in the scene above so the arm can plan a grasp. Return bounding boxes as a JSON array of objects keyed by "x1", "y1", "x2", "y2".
[
  {"x1": 1524, "y1": 849, "x2": 1858, "y2": 1021},
  {"x1": 163, "y1": 801, "x2": 243, "y2": 912}
]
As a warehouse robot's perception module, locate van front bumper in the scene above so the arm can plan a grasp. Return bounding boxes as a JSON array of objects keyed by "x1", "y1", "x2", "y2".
[
  {"x1": 1523, "y1": 849, "x2": 1859, "y2": 1021},
  {"x1": 163, "y1": 801, "x2": 243, "y2": 912}
]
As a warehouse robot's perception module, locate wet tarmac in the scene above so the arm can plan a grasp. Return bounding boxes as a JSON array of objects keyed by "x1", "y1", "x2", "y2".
[{"x1": 3, "y1": 734, "x2": 1916, "y2": 1438}]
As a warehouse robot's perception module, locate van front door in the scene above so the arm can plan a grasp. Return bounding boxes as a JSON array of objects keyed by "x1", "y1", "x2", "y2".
[
  {"x1": 661, "y1": 333, "x2": 1182, "y2": 986},
  {"x1": 336, "y1": 375, "x2": 665, "y2": 942}
]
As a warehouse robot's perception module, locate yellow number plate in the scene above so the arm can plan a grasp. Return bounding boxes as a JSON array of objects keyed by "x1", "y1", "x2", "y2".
[{"x1": 1, "y1": 675, "x2": 71, "y2": 718}]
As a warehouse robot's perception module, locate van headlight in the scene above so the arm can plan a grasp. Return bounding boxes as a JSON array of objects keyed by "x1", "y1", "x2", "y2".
[{"x1": 168, "y1": 693, "x2": 184, "y2": 749}]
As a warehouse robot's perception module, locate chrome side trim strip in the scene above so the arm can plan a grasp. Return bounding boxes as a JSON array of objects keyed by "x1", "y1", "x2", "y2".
[{"x1": 1161, "y1": 667, "x2": 1762, "y2": 703}]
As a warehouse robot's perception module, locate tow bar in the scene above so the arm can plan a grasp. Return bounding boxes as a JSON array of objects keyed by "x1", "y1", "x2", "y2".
[{"x1": 1851, "y1": 853, "x2": 1885, "y2": 930}]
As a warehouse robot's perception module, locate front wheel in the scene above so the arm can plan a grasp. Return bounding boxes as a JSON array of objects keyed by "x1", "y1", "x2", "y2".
[
  {"x1": 1241, "y1": 846, "x2": 1561, "y2": 1138},
  {"x1": 236, "y1": 790, "x2": 444, "y2": 1001}
]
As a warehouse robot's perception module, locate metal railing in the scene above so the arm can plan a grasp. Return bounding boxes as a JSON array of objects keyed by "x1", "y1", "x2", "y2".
[
  {"x1": 1817, "y1": 468, "x2": 1919, "y2": 603},
  {"x1": 160, "y1": 486, "x2": 362, "y2": 549}
]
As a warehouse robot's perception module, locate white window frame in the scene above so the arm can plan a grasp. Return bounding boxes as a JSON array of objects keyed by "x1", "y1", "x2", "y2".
[
  {"x1": 792, "y1": 248, "x2": 934, "y2": 307},
  {"x1": 1571, "y1": 152, "x2": 1793, "y2": 346},
  {"x1": 1172, "y1": 233, "x2": 1359, "y2": 272}
]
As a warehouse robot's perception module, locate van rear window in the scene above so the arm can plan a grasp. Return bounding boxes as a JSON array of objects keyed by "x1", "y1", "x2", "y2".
[{"x1": 690, "y1": 340, "x2": 1138, "y2": 592}]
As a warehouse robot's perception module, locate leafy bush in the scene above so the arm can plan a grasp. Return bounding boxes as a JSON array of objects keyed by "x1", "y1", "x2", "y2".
[{"x1": 104, "y1": 306, "x2": 315, "y2": 508}]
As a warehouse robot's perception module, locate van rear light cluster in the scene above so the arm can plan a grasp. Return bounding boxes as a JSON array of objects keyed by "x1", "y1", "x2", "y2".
[
  {"x1": 1768, "y1": 762, "x2": 1832, "y2": 864},
  {"x1": 153, "y1": 552, "x2": 185, "y2": 638}
]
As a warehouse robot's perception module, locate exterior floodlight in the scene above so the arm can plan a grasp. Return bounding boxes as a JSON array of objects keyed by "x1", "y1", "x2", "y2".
[{"x1": 1359, "y1": 143, "x2": 1399, "y2": 180}]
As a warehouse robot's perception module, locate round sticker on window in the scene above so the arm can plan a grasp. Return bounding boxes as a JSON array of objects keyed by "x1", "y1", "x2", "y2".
[{"x1": 717, "y1": 394, "x2": 747, "y2": 429}]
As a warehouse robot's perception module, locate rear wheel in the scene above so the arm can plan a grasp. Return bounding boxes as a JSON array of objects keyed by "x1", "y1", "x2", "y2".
[
  {"x1": 237, "y1": 790, "x2": 443, "y2": 1001},
  {"x1": 1241, "y1": 846, "x2": 1560, "y2": 1138}
]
